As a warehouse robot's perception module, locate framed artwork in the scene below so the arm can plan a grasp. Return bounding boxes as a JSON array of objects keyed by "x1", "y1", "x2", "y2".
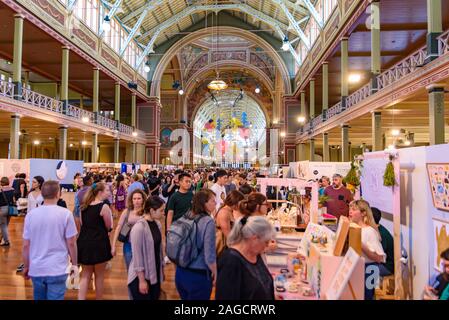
[
  {"x1": 426, "y1": 163, "x2": 449, "y2": 212},
  {"x1": 432, "y1": 218, "x2": 449, "y2": 271},
  {"x1": 160, "y1": 128, "x2": 173, "y2": 148}
]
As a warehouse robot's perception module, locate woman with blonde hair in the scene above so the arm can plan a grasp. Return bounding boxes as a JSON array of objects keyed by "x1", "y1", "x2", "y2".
[
  {"x1": 348, "y1": 199, "x2": 386, "y2": 300},
  {"x1": 77, "y1": 182, "x2": 113, "y2": 300},
  {"x1": 111, "y1": 189, "x2": 147, "y2": 270}
]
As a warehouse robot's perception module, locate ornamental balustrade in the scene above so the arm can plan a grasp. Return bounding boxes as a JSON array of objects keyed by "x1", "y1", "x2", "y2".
[
  {"x1": 0, "y1": 81, "x2": 14, "y2": 98},
  {"x1": 0, "y1": 80, "x2": 145, "y2": 139},
  {"x1": 376, "y1": 46, "x2": 427, "y2": 91},
  {"x1": 22, "y1": 87, "x2": 64, "y2": 113},
  {"x1": 297, "y1": 43, "x2": 428, "y2": 139},
  {"x1": 438, "y1": 29, "x2": 449, "y2": 55}
]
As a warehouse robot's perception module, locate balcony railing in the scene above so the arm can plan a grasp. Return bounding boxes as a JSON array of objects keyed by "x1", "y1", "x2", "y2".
[
  {"x1": 119, "y1": 123, "x2": 134, "y2": 135},
  {"x1": 346, "y1": 83, "x2": 371, "y2": 109},
  {"x1": 97, "y1": 114, "x2": 117, "y2": 130},
  {"x1": 0, "y1": 80, "x2": 146, "y2": 139},
  {"x1": 22, "y1": 87, "x2": 64, "y2": 113},
  {"x1": 297, "y1": 43, "x2": 429, "y2": 139},
  {"x1": 377, "y1": 46, "x2": 427, "y2": 91},
  {"x1": 0, "y1": 81, "x2": 14, "y2": 98},
  {"x1": 438, "y1": 29, "x2": 449, "y2": 55}
]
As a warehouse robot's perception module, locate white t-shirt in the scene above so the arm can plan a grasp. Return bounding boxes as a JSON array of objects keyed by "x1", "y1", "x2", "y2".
[
  {"x1": 361, "y1": 226, "x2": 386, "y2": 264},
  {"x1": 23, "y1": 205, "x2": 77, "y2": 277},
  {"x1": 210, "y1": 183, "x2": 226, "y2": 212}
]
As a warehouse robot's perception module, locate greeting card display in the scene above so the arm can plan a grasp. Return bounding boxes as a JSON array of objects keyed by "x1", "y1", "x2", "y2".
[{"x1": 426, "y1": 163, "x2": 449, "y2": 212}]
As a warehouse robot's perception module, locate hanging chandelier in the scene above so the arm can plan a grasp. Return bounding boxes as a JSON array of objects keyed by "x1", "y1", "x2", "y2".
[
  {"x1": 207, "y1": 8, "x2": 227, "y2": 91},
  {"x1": 208, "y1": 77, "x2": 228, "y2": 91}
]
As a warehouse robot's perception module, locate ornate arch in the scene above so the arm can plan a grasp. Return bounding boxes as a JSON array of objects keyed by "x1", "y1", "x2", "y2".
[
  {"x1": 184, "y1": 61, "x2": 275, "y2": 97},
  {"x1": 151, "y1": 27, "x2": 291, "y2": 97}
]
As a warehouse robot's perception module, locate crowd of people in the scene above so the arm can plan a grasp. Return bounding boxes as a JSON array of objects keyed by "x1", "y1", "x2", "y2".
[{"x1": 0, "y1": 167, "x2": 447, "y2": 301}]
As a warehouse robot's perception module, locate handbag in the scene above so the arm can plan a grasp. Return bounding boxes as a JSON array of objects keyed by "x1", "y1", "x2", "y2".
[
  {"x1": 214, "y1": 208, "x2": 227, "y2": 257},
  {"x1": 118, "y1": 210, "x2": 131, "y2": 243},
  {"x1": 0, "y1": 189, "x2": 17, "y2": 216}
]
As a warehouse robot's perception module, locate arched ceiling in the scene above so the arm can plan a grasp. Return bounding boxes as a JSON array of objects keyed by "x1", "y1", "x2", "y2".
[
  {"x1": 193, "y1": 89, "x2": 267, "y2": 146},
  {"x1": 107, "y1": 0, "x2": 320, "y2": 69}
]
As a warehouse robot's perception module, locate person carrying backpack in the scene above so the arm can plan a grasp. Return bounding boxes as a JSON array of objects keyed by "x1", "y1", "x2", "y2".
[{"x1": 168, "y1": 189, "x2": 217, "y2": 300}]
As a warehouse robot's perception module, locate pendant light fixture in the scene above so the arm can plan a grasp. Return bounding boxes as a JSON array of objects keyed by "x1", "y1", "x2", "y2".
[{"x1": 208, "y1": 6, "x2": 227, "y2": 91}]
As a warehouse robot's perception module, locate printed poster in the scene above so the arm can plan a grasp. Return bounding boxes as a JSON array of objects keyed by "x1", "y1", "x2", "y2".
[{"x1": 427, "y1": 163, "x2": 449, "y2": 212}]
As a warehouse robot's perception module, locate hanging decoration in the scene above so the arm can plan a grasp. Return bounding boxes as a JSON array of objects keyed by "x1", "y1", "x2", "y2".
[{"x1": 383, "y1": 154, "x2": 396, "y2": 187}]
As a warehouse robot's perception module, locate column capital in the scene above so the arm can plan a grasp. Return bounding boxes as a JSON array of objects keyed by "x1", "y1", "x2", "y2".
[
  {"x1": 323, "y1": 132, "x2": 329, "y2": 136},
  {"x1": 61, "y1": 46, "x2": 71, "y2": 51},
  {"x1": 131, "y1": 92, "x2": 137, "y2": 96},
  {"x1": 322, "y1": 61, "x2": 329, "y2": 66},
  {"x1": 372, "y1": 110, "x2": 382, "y2": 116},
  {"x1": 14, "y1": 14, "x2": 25, "y2": 19},
  {"x1": 341, "y1": 124, "x2": 350, "y2": 128},
  {"x1": 310, "y1": 78, "x2": 316, "y2": 82},
  {"x1": 426, "y1": 83, "x2": 446, "y2": 92},
  {"x1": 115, "y1": 81, "x2": 121, "y2": 86},
  {"x1": 341, "y1": 36, "x2": 349, "y2": 41},
  {"x1": 93, "y1": 67, "x2": 100, "y2": 71},
  {"x1": 58, "y1": 126, "x2": 68, "y2": 130}
]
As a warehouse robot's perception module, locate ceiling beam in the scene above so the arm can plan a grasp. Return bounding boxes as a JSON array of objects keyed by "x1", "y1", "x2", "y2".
[
  {"x1": 67, "y1": 0, "x2": 78, "y2": 12},
  {"x1": 299, "y1": 0, "x2": 323, "y2": 28},
  {"x1": 136, "y1": 4, "x2": 296, "y2": 69},
  {"x1": 99, "y1": 0, "x2": 124, "y2": 36},
  {"x1": 272, "y1": 0, "x2": 310, "y2": 49},
  {"x1": 121, "y1": 0, "x2": 166, "y2": 24},
  {"x1": 119, "y1": 7, "x2": 151, "y2": 56},
  {"x1": 284, "y1": 0, "x2": 309, "y2": 15}
]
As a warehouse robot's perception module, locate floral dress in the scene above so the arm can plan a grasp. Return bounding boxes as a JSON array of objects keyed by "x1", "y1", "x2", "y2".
[{"x1": 115, "y1": 185, "x2": 126, "y2": 211}]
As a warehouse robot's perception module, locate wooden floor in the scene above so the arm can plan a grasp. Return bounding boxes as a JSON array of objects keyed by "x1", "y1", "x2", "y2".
[{"x1": 0, "y1": 216, "x2": 180, "y2": 300}]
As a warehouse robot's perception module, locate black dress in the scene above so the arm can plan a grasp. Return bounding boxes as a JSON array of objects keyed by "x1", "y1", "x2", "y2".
[
  {"x1": 216, "y1": 248, "x2": 274, "y2": 300},
  {"x1": 77, "y1": 203, "x2": 112, "y2": 265}
]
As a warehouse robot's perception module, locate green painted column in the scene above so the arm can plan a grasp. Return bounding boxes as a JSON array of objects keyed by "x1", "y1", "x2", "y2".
[
  {"x1": 309, "y1": 79, "x2": 315, "y2": 119},
  {"x1": 372, "y1": 111, "x2": 383, "y2": 151},
  {"x1": 132, "y1": 142, "x2": 137, "y2": 163},
  {"x1": 114, "y1": 138, "x2": 120, "y2": 163},
  {"x1": 10, "y1": 114, "x2": 20, "y2": 159},
  {"x1": 370, "y1": 1, "x2": 381, "y2": 92},
  {"x1": 12, "y1": 14, "x2": 24, "y2": 99},
  {"x1": 341, "y1": 37, "x2": 349, "y2": 110},
  {"x1": 131, "y1": 92, "x2": 137, "y2": 128},
  {"x1": 341, "y1": 124, "x2": 349, "y2": 162},
  {"x1": 322, "y1": 62, "x2": 329, "y2": 114},
  {"x1": 426, "y1": 0, "x2": 443, "y2": 62},
  {"x1": 61, "y1": 46, "x2": 70, "y2": 112},
  {"x1": 59, "y1": 126, "x2": 68, "y2": 160},
  {"x1": 79, "y1": 95, "x2": 84, "y2": 109},
  {"x1": 93, "y1": 68, "x2": 99, "y2": 119},
  {"x1": 92, "y1": 133, "x2": 98, "y2": 162},
  {"x1": 323, "y1": 132, "x2": 330, "y2": 162},
  {"x1": 309, "y1": 138, "x2": 315, "y2": 161},
  {"x1": 427, "y1": 84, "x2": 445, "y2": 145},
  {"x1": 300, "y1": 91, "x2": 307, "y2": 119},
  {"x1": 114, "y1": 82, "x2": 121, "y2": 126}
]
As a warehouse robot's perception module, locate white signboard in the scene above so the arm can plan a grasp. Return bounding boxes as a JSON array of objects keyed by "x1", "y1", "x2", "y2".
[
  {"x1": 361, "y1": 157, "x2": 394, "y2": 214},
  {"x1": 290, "y1": 161, "x2": 351, "y2": 180},
  {"x1": 326, "y1": 247, "x2": 361, "y2": 300}
]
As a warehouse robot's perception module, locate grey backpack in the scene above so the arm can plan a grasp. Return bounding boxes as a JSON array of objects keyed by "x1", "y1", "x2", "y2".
[{"x1": 166, "y1": 212, "x2": 206, "y2": 268}]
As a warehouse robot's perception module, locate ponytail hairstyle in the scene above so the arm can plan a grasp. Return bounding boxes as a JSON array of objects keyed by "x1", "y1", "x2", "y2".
[
  {"x1": 238, "y1": 192, "x2": 267, "y2": 216},
  {"x1": 227, "y1": 215, "x2": 275, "y2": 247},
  {"x1": 31, "y1": 176, "x2": 45, "y2": 192},
  {"x1": 81, "y1": 182, "x2": 106, "y2": 211}
]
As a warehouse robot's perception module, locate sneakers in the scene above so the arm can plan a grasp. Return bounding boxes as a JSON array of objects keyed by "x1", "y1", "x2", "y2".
[
  {"x1": 16, "y1": 263, "x2": 24, "y2": 273},
  {"x1": 0, "y1": 241, "x2": 10, "y2": 247},
  {"x1": 164, "y1": 256, "x2": 171, "y2": 264}
]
